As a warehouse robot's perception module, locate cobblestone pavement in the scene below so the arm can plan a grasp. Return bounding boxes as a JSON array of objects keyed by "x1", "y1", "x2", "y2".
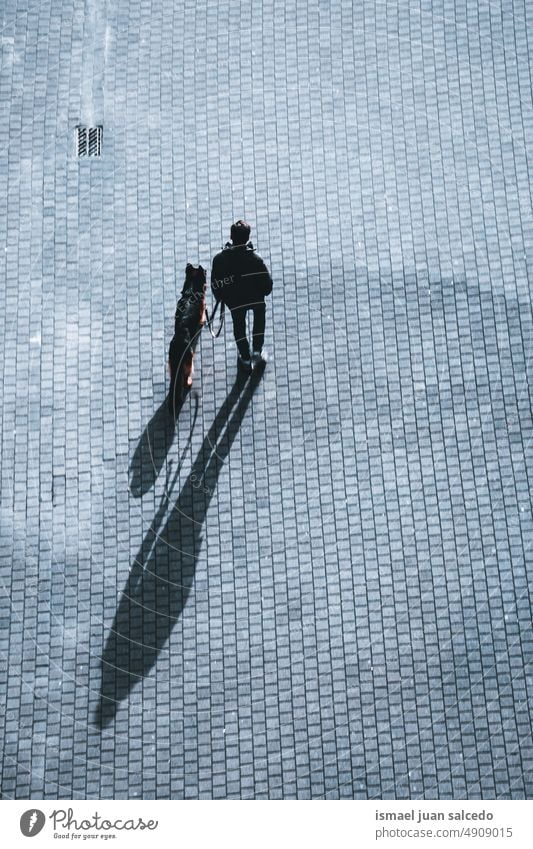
[{"x1": 1, "y1": 0, "x2": 532, "y2": 799}]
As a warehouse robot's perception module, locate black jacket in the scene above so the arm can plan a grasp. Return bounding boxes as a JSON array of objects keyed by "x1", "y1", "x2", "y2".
[{"x1": 211, "y1": 242, "x2": 273, "y2": 309}]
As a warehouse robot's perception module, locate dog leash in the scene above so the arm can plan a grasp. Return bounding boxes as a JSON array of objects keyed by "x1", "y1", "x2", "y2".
[{"x1": 205, "y1": 299, "x2": 225, "y2": 339}]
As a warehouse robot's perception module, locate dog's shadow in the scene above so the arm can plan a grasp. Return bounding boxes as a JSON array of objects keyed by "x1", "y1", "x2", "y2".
[
  {"x1": 95, "y1": 364, "x2": 265, "y2": 728},
  {"x1": 128, "y1": 398, "x2": 186, "y2": 498}
]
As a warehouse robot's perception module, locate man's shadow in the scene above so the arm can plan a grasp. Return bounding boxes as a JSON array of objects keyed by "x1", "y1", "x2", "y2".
[{"x1": 95, "y1": 364, "x2": 265, "y2": 728}]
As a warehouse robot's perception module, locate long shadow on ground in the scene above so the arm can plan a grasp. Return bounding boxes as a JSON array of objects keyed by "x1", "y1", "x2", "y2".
[
  {"x1": 129, "y1": 379, "x2": 198, "y2": 498},
  {"x1": 128, "y1": 400, "x2": 177, "y2": 498},
  {"x1": 95, "y1": 364, "x2": 265, "y2": 728}
]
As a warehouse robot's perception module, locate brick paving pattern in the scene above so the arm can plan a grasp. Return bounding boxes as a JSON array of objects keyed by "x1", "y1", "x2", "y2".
[{"x1": 0, "y1": 0, "x2": 532, "y2": 799}]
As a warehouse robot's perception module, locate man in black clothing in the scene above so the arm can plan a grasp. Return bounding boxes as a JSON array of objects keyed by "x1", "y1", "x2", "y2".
[{"x1": 211, "y1": 220, "x2": 273, "y2": 370}]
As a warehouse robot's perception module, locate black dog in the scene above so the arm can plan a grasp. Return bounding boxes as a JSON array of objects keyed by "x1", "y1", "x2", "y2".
[{"x1": 168, "y1": 264, "x2": 206, "y2": 415}]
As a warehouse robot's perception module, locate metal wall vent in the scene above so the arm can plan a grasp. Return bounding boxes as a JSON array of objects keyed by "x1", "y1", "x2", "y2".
[{"x1": 76, "y1": 126, "x2": 102, "y2": 157}]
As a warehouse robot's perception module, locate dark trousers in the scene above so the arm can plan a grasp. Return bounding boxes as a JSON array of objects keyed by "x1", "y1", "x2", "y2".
[{"x1": 230, "y1": 302, "x2": 266, "y2": 359}]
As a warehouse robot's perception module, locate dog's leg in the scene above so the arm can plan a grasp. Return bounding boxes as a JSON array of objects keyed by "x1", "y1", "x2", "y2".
[
  {"x1": 168, "y1": 363, "x2": 178, "y2": 415},
  {"x1": 185, "y1": 349, "x2": 194, "y2": 388},
  {"x1": 168, "y1": 338, "x2": 181, "y2": 416}
]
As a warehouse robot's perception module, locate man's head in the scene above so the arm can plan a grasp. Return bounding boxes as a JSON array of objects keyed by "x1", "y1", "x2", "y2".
[{"x1": 230, "y1": 220, "x2": 251, "y2": 245}]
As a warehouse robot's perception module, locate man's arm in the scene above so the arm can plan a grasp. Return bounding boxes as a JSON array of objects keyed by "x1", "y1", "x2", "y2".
[
  {"x1": 211, "y1": 255, "x2": 222, "y2": 301},
  {"x1": 252, "y1": 253, "x2": 273, "y2": 296}
]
